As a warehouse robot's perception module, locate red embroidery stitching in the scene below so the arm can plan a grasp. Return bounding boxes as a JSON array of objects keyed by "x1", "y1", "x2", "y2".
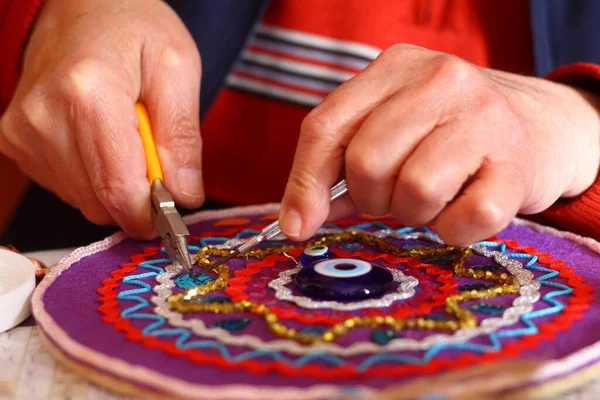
[
  {"x1": 225, "y1": 248, "x2": 458, "y2": 325},
  {"x1": 97, "y1": 228, "x2": 593, "y2": 379}
]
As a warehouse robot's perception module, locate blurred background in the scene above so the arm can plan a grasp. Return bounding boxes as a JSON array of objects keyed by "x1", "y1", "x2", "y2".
[
  {"x1": 0, "y1": 155, "x2": 121, "y2": 251},
  {"x1": 1, "y1": 155, "x2": 29, "y2": 238}
]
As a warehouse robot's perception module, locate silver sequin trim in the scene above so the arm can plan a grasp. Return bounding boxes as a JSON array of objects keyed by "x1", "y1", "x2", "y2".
[
  {"x1": 150, "y1": 229, "x2": 540, "y2": 356},
  {"x1": 268, "y1": 265, "x2": 418, "y2": 310}
]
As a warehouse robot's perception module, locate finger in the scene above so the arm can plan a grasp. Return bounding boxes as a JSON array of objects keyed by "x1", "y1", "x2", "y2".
[
  {"x1": 142, "y1": 44, "x2": 204, "y2": 209},
  {"x1": 0, "y1": 102, "x2": 78, "y2": 207},
  {"x1": 64, "y1": 133, "x2": 115, "y2": 226},
  {"x1": 0, "y1": 105, "x2": 41, "y2": 167},
  {"x1": 327, "y1": 194, "x2": 357, "y2": 222},
  {"x1": 344, "y1": 85, "x2": 445, "y2": 216},
  {"x1": 390, "y1": 121, "x2": 486, "y2": 227},
  {"x1": 280, "y1": 44, "x2": 427, "y2": 240},
  {"x1": 0, "y1": 131, "x2": 77, "y2": 208},
  {"x1": 66, "y1": 64, "x2": 152, "y2": 238},
  {"x1": 0, "y1": 116, "x2": 25, "y2": 161},
  {"x1": 434, "y1": 164, "x2": 525, "y2": 246},
  {"x1": 16, "y1": 88, "x2": 114, "y2": 225}
]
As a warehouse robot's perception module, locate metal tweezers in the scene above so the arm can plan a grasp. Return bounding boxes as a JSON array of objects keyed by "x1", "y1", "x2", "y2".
[{"x1": 192, "y1": 179, "x2": 348, "y2": 277}]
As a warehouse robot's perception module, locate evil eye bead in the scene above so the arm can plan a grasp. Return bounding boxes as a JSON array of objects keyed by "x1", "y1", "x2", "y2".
[
  {"x1": 299, "y1": 244, "x2": 333, "y2": 265},
  {"x1": 314, "y1": 259, "x2": 372, "y2": 278},
  {"x1": 295, "y1": 258, "x2": 393, "y2": 300}
]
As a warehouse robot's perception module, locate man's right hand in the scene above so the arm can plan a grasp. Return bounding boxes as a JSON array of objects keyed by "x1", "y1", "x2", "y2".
[{"x1": 0, "y1": 0, "x2": 204, "y2": 238}]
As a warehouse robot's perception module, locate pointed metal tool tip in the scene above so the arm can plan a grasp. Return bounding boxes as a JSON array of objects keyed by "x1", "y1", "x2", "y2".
[
  {"x1": 194, "y1": 250, "x2": 240, "y2": 277},
  {"x1": 180, "y1": 252, "x2": 193, "y2": 273},
  {"x1": 175, "y1": 237, "x2": 193, "y2": 275}
]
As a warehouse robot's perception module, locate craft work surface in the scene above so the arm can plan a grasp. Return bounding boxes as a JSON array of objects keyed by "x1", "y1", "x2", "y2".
[
  {"x1": 0, "y1": 250, "x2": 35, "y2": 333},
  {"x1": 0, "y1": 325, "x2": 134, "y2": 400},
  {"x1": 0, "y1": 248, "x2": 133, "y2": 400},
  {"x1": 29, "y1": 204, "x2": 600, "y2": 399}
]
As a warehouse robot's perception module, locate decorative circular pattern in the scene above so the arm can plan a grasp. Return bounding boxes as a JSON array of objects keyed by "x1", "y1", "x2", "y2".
[
  {"x1": 112, "y1": 230, "x2": 565, "y2": 359},
  {"x1": 296, "y1": 258, "x2": 394, "y2": 300},
  {"x1": 312, "y1": 258, "x2": 373, "y2": 278},
  {"x1": 33, "y1": 206, "x2": 599, "y2": 400},
  {"x1": 270, "y1": 261, "x2": 418, "y2": 311},
  {"x1": 304, "y1": 245, "x2": 329, "y2": 257},
  {"x1": 226, "y1": 247, "x2": 458, "y2": 326},
  {"x1": 136, "y1": 230, "x2": 543, "y2": 356},
  {"x1": 299, "y1": 244, "x2": 334, "y2": 268}
]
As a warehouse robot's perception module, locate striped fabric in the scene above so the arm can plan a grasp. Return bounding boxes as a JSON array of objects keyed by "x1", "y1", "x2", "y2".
[
  {"x1": 225, "y1": 24, "x2": 382, "y2": 107},
  {"x1": 200, "y1": 0, "x2": 537, "y2": 207}
]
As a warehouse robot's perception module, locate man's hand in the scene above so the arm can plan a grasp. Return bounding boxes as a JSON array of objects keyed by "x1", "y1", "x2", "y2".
[
  {"x1": 0, "y1": 0, "x2": 204, "y2": 238},
  {"x1": 280, "y1": 44, "x2": 600, "y2": 246}
]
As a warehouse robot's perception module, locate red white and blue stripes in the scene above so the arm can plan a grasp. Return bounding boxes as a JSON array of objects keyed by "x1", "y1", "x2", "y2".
[{"x1": 226, "y1": 24, "x2": 382, "y2": 107}]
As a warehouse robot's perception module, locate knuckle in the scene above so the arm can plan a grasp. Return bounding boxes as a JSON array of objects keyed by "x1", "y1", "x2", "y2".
[
  {"x1": 58, "y1": 59, "x2": 105, "y2": 101},
  {"x1": 301, "y1": 107, "x2": 337, "y2": 141},
  {"x1": 380, "y1": 43, "x2": 414, "y2": 60},
  {"x1": 345, "y1": 147, "x2": 386, "y2": 182},
  {"x1": 161, "y1": 45, "x2": 201, "y2": 73},
  {"x1": 20, "y1": 87, "x2": 51, "y2": 133},
  {"x1": 399, "y1": 169, "x2": 444, "y2": 206},
  {"x1": 1, "y1": 109, "x2": 27, "y2": 151},
  {"x1": 371, "y1": 43, "x2": 426, "y2": 74},
  {"x1": 469, "y1": 199, "x2": 505, "y2": 232},
  {"x1": 431, "y1": 55, "x2": 478, "y2": 89}
]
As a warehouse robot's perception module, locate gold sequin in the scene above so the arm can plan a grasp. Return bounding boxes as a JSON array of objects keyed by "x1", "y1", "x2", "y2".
[{"x1": 168, "y1": 231, "x2": 520, "y2": 345}]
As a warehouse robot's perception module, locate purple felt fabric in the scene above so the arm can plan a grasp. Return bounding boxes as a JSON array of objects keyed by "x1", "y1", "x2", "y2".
[{"x1": 38, "y1": 214, "x2": 600, "y2": 392}]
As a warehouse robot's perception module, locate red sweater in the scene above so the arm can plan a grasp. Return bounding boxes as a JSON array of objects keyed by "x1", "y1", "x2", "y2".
[{"x1": 2, "y1": 0, "x2": 600, "y2": 239}]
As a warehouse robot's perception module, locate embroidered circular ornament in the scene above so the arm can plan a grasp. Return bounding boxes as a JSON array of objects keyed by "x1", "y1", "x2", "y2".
[{"x1": 32, "y1": 205, "x2": 600, "y2": 399}]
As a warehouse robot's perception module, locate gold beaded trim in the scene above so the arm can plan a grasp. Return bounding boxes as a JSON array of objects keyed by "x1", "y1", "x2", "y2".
[{"x1": 168, "y1": 231, "x2": 520, "y2": 345}]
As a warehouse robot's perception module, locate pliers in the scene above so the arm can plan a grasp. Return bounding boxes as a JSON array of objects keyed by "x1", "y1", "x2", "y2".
[{"x1": 136, "y1": 103, "x2": 193, "y2": 274}]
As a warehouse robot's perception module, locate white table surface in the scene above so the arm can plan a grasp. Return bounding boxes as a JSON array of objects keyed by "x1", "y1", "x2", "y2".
[{"x1": 0, "y1": 248, "x2": 133, "y2": 400}]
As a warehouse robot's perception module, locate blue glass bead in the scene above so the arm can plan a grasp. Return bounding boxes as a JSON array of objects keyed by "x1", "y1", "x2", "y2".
[
  {"x1": 210, "y1": 318, "x2": 250, "y2": 331},
  {"x1": 371, "y1": 329, "x2": 401, "y2": 345},
  {"x1": 341, "y1": 242, "x2": 364, "y2": 251},
  {"x1": 466, "y1": 304, "x2": 505, "y2": 315},
  {"x1": 299, "y1": 244, "x2": 333, "y2": 266},
  {"x1": 294, "y1": 258, "x2": 393, "y2": 300},
  {"x1": 195, "y1": 296, "x2": 232, "y2": 304},
  {"x1": 300, "y1": 326, "x2": 328, "y2": 336},
  {"x1": 175, "y1": 273, "x2": 214, "y2": 289}
]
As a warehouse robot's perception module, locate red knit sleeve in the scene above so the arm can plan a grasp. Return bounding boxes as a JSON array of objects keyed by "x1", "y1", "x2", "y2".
[
  {"x1": 0, "y1": 0, "x2": 47, "y2": 112},
  {"x1": 540, "y1": 63, "x2": 600, "y2": 239}
]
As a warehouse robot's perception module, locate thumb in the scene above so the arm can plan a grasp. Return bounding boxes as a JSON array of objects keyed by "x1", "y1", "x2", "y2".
[{"x1": 141, "y1": 44, "x2": 204, "y2": 208}]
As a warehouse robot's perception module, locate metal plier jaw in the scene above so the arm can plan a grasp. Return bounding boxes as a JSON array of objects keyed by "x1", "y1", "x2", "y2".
[{"x1": 150, "y1": 179, "x2": 193, "y2": 273}]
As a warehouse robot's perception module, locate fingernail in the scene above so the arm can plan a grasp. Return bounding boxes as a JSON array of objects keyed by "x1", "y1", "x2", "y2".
[
  {"x1": 281, "y1": 208, "x2": 302, "y2": 238},
  {"x1": 176, "y1": 168, "x2": 204, "y2": 199}
]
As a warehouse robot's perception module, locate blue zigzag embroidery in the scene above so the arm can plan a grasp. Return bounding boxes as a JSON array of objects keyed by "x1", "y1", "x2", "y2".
[{"x1": 116, "y1": 225, "x2": 572, "y2": 371}]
